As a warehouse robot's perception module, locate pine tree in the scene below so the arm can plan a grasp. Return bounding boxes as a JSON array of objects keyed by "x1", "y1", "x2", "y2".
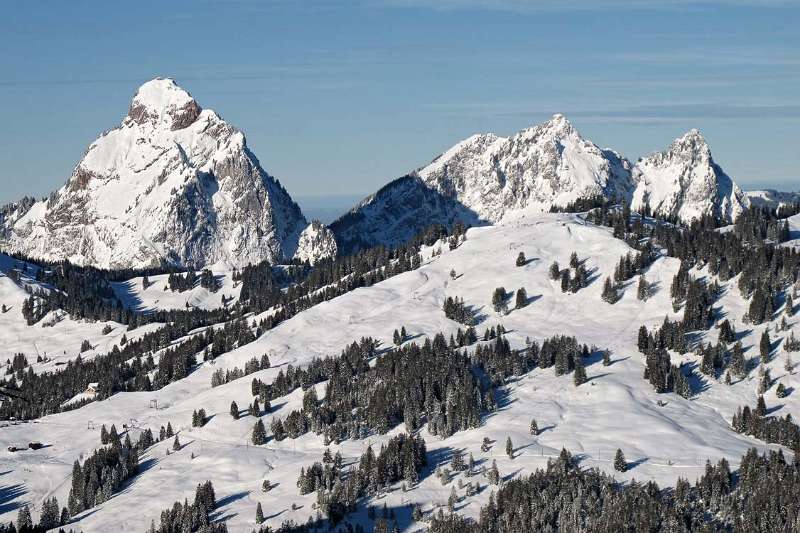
[
  {"x1": 393, "y1": 329, "x2": 402, "y2": 346},
  {"x1": 255, "y1": 502, "x2": 264, "y2": 524},
  {"x1": 549, "y1": 261, "x2": 561, "y2": 280},
  {"x1": 505, "y1": 436, "x2": 514, "y2": 459},
  {"x1": 488, "y1": 460, "x2": 500, "y2": 485},
  {"x1": 760, "y1": 329, "x2": 772, "y2": 364},
  {"x1": 230, "y1": 401, "x2": 239, "y2": 420},
  {"x1": 776, "y1": 382, "x2": 787, "y2": 398},
  {"x1": 492, "y1": 287, "x2": 508, "y2": 314},
  {"x1": 570, "y1": 252, "x2": 579, "y2": 269},
  {"x1": 574, "y1": 359, "x2": 587, "y2": 386},
  {"x1": 530, "y1": 418, "x2": 539, "y2": 436},
  {"x1": 602, "y1": 349, "x2": 611, "y2": 366},
  {"x1": 614, "y1": 449, "x2": 627, "y2": 472},
  {"x1": 166, "y1": 422, "x2": 174, "y2": 437},
  {"x1": 516, "y1": 252, "x2": 526, "y2": 267},
  {"x1": 172, "y1": 435, "x2": 181, "y2": 451},
  {"x1": 515, "y1": 287, "x2": 527, "y2": 309},
  {"x1": 756, "y1": 395, "x2": 767, "y2": 417},
  {"x1": 637, "y1": 276, "x2": 651, "y2": 301},
  {"x1": 602, "y1": 277, "x2": 619, "y2": 304},
  {"x1": 252, "y1": 419, "x2": 267, "y2": 445},
  {"x1": 730, "y1": 341, "x2": 747, "y2": 378},
  {"x1": 17, "y1": 504, "x2": 32, "y2": 530}
]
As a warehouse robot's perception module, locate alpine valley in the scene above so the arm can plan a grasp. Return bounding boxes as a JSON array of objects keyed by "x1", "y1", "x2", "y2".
[{"x1": 1, "y1": 79, "x2": 800, "y2": 533}]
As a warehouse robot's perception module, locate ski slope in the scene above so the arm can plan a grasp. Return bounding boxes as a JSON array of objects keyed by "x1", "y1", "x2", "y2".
[
  {"x1": 1, "y1": 212, "x2": 798, "y2": 532},
  {"x1": 110, "y1": 271, "x2": 241, "y2": 313}
]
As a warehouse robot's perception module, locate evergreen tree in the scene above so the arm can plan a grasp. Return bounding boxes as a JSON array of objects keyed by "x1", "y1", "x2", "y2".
[
  {"x1": 560, "y1": 270, "x2": 570, "y2": 293},
  {"x1": 256, "y1": 502, "x2": 264, "y2": 524},
  {"x1": 516, "y1": 252, "x2": 526, "y2": 267},
  {"x1": 602, "y1": 349, "x2": 611, "y2": 366},
  {"x1": 17, "y1": 505, "x2": 32, "y2": 530},
  {"x1": 574, "y1": 359, "x2": 587, "y2": 386},
  {"x1": 252, "y1": 419, "x2": 267, "y2": 445},
  {"x1": 492, "y1": 287, "x2": 508, "y2": 314},
  {"x1": 515, "y1": 287, "x2": 527, "y2": 309},
  {"x1": 755, "y1": 395, "x2": 768, "y2": 417},
  {"x1": 760, "y1": 329, "x2": 772, "y2": 364},
  {"x1": 637, "y1": 276, "x2": 651, "y2": 301},
  {"x1": 505, "y1": 436, "x2": 514, "y2": 459},
  {"x1": 38, "y1": 496, "x2": 60, "y2": 530},
  {"x1": 488, "y1": 460, "x2": 500, "y2": 485},
  {"x1": 549, "y1": 261, "x2": 561, "y2": 280},
  {"x1": 172, "y1": 435, "x2": 181, "y2": 451},
  {"x1": 730, "y1": 341, "x2": 747, "y2": 378},
  {"x1": 569, "y1": 252, "x2": 579, "y2": 269},
  {"x1": 530, "y1": 418, "x2": 539, "y2": 436},
  {"x1": 602, "y1": 277, "x2": 619, "y2": 304},
  {"x1": 230, "y1": 401, "x2": 239, "y2": 420},
  {"x1": 614, "y1": 449, "x2": 627, "y2": 472}
]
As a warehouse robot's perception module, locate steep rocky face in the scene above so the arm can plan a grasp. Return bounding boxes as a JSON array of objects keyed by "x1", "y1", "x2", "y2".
[
  {"x1": 631, "y1": 129, "x2": 747, "y2": 223},
  {"x1": 331, "y1": 114, "x2": 632, "y2": 252},
  {"x1": 294, "y1": 221, "x2": 338, "y2": 264},
  {"x1": 1, "y1": 78, "x2": 307, "y2": 269},
  {"x1": 745, "y1": 189, "x2": 800, "y2": 210},
  {"x1": 418, "y1": 114, "x2": 633, "y2": 219}
]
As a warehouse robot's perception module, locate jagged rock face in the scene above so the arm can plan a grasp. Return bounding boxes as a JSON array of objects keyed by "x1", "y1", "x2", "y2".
[
  {"x1": 746, "y1": 189, "x2": 800, "y2": 210},
  {"x1": 331, "y1": 114, "x2": 632, "y2": 252},
  {"x1": 331, "y1": 175, "x2": 484, "y2": 255},
  {"x1": 631, "y1": 130, "x2": 747, "y2": 223},
  {"x1": 1, "y1": 78, "x2": 307, "y2": 269},
  {"x1": 419, "y1": 114, "x2": 633, "y2": 219},
  {"x1": 294, "y1": 221, "x2": 338, "y2": 264}
]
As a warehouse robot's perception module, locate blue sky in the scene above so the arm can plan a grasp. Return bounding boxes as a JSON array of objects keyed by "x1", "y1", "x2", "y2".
[{"x1": 1, "y1": 0, "x2": 798, "y2": 207}]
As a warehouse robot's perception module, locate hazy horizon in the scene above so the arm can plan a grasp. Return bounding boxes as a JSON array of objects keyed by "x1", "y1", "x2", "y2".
[{"x1": 1, "y1": 1, "x2": 798, "y2": 205}]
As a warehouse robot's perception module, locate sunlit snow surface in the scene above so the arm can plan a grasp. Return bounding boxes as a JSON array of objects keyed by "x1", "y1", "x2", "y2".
[{"x1": 0, "y1": 212, "x2": 795, "y2": 531}]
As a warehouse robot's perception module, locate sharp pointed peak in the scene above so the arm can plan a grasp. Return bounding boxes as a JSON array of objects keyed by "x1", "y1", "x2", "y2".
[
  {"x1": 128, "y1": 77, "x2": 202, "y2": 130},
  {"x1": 667, "y1": 128, "x2": 711, "y2": 157}
]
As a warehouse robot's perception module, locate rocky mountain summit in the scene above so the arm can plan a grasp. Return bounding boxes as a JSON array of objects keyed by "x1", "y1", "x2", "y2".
[
  {"x1": 293, "y1": 220, "x2": 338, "y2": 265},
  {"x1": 631, "y1": 129, "x2": 747, "y2": 222},
  {"x1": 0, "y1": 78, "x2": 307, "y2": 269},
  {"x1": 333, "y1": 115, "x2": 748, "y2": 251}
]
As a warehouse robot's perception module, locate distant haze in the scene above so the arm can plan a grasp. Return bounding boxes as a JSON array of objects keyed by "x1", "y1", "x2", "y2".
[{"x1": 295, "y1": 194, "x2": 364, "y2": 225}]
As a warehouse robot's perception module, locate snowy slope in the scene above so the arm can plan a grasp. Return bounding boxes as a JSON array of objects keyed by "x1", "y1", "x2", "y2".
[
  {"x1": 0, "y1": 253, "x2": 162, "y2": 374},
  {"x1": 1, "y1": 212, "x2": 796, "y2": 532},
  {"x1": 631, "y1": 129, "x2": 748, "y2": 223},
  {"x1": 0, "y1": 78, "x2": 307, "y2": 270},
  {"x1": 110, "y1": 271, "x2": 241, "y2": 313}
]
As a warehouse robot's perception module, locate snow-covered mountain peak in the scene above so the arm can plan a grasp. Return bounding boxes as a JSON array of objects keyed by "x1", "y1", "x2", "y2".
[
  {"x1": 518, "y1": 113, "x2": 575, "y2": 139},
  {"x1": 1, "y1": 79, "x2": 307, "y2": 269},
  {"x1": 664, "y1": 128, "x2": 711, "y2": 160},
  {"x1": 631, "y1": 129, "x2": 747, "y2": 223},
  {"x1": 127, "y1": 78, "x2": 201, "y2": 131},
  {"x1": 294, "y1": 220, "x2": 338, "y2": 265},
  {"x1": 332, "y1": 115, "x2": 633, "y2": 252}
]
